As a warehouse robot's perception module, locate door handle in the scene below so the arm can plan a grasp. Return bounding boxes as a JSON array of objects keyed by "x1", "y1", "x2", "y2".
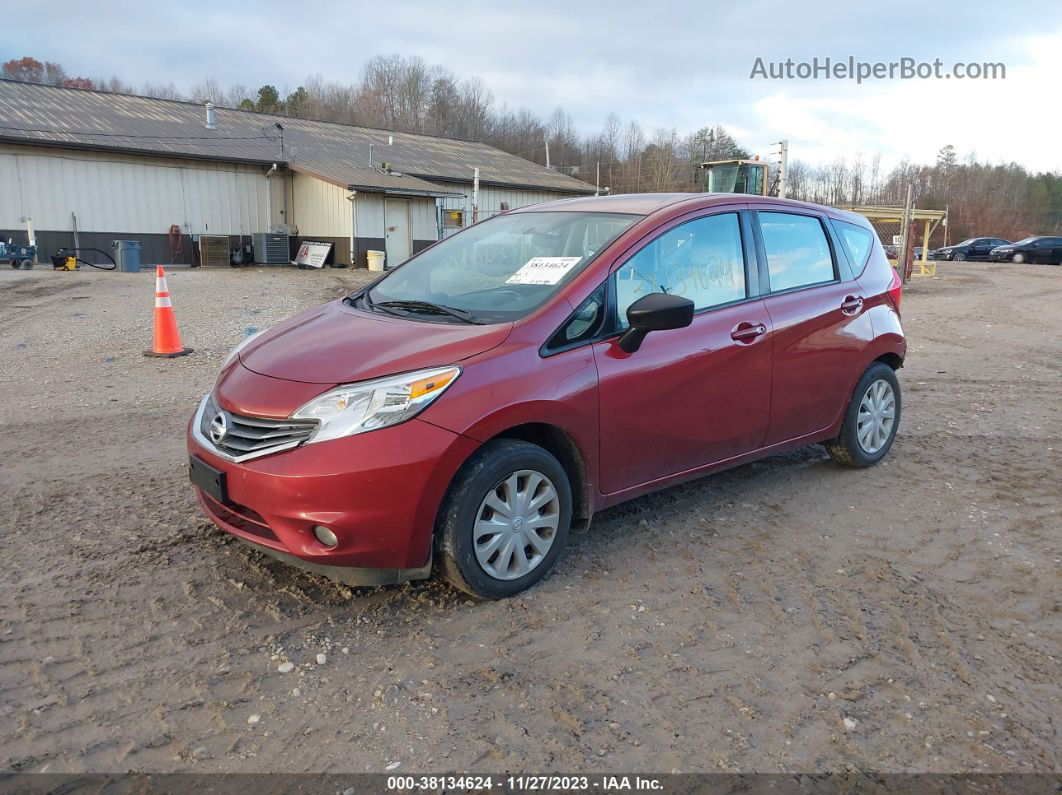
[
  {"x1": 840, "y1": 295, "x2": 865, "y2": 315},
  {"x1": 730, "y1": 322, "x2": 767, "y2": 343}
]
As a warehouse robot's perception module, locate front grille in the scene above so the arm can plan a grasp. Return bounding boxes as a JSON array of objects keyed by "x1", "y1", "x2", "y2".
[{"x1": 200, "y1": 395, "x2": 317, "y2": 460}]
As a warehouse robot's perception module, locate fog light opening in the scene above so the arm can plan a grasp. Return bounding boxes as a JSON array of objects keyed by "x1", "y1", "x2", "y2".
[{"x1": 312, "y1": 525, "x2": 338, "y2": 548}]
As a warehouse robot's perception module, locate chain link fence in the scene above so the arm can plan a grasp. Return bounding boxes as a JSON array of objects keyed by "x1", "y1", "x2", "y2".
[{"x1": 855, "y1": 211, "x2": 937, "y2": 280}]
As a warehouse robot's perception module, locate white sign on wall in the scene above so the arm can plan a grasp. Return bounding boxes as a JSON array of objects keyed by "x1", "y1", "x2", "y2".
[{"x1": 294, "y1": 241, "x2": 333, "y2": 268}]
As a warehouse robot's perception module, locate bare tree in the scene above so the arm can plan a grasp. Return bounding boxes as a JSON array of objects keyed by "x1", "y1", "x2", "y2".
[
  {"x1": 8, "y1": 51, "x2": 1060, "y2": 236},
  {"x1": 143, "y1": 81, "x2": 183, "y2": 100},
  {"x1": 190, "y1": 77, "x2": 224, "y2": 105}
]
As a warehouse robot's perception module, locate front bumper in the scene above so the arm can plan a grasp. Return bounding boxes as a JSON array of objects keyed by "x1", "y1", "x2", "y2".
[{"x1": 187, "y1": 414, "x2": 479, "y2": 580}]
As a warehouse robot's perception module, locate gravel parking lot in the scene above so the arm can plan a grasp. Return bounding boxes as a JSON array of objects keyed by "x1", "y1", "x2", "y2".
[{"x1": 1, "y1": 261, "x2": 1059, "y2": 774}]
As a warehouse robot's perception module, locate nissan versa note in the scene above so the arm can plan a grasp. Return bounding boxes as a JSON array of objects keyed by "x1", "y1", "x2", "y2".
[{"x1": 188, "y1": 193, "x2": 905, "y2": 599}]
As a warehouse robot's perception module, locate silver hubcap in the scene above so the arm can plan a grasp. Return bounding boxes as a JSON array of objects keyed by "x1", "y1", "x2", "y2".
[
  {"x1": 474, "y1": 469, "x2": 559, "y2": 580},
  {"x1": 857, "y1": 379, "x2": 896, "y2": 454}
]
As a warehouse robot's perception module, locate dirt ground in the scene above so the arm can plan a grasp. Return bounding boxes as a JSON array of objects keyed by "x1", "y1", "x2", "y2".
[{"x1": 0, "y1": 261, "x2": 1058, "y2": 775}]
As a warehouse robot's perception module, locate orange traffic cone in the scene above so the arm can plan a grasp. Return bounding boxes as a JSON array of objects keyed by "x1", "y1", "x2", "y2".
[{"x1": 144, "y1": 266, "x2": 193, "y2": 358}]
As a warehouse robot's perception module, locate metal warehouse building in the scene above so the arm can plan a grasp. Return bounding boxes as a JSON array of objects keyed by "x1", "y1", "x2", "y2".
[{"x1": 0, "y1": 80, "x2": 595, "y2": 268}]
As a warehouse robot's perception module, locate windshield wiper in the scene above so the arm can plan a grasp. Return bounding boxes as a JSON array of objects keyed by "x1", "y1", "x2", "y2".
[{"x1": 374, "y1": 299, "x2": 482, "y2": 324}]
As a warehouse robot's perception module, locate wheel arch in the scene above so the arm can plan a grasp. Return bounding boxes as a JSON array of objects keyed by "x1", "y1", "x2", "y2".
[
  {"x1": 873, "y1": 351, "x2": 904, "y2": 370},
  {"x1": 487, "y1": 423, "x2": 593, "y2": 533}
]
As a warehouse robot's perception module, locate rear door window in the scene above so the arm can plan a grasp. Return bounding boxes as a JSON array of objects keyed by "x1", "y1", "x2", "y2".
[{"x1": 758, "y1": 212, "x2": 837, "y2": 291}]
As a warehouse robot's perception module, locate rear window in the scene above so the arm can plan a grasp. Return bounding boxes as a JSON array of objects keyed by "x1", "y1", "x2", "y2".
[
  {"x1": 834, "y1": 220, "x2": 875, "y2": 273},
  {"x1": 758, "y1": 212, "x2": 836, "y2": 291}
]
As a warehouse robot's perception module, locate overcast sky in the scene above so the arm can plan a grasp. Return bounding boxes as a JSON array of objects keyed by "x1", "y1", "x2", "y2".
[{"x1": 4, "y1": 0, "x2": 1061, "y2": 171}]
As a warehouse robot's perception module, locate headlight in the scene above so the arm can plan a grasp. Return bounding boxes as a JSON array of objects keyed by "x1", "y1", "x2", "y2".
[
  {"x1": 222, "y1": 330, "x2": 264, "y2": 369},
  {"x1": 293, "y1": 366, "x2": 461, "y2": 443}
]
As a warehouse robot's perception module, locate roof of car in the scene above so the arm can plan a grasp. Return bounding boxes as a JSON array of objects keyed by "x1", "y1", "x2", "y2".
[{"x1": 514, "y1": 192, "x2": 851, "y2": 218}]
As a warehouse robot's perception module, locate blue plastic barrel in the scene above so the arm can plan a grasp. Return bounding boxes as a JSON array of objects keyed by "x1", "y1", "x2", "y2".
[{"x1": 112, "y1": 240, "x2": 142, "y2": 272}]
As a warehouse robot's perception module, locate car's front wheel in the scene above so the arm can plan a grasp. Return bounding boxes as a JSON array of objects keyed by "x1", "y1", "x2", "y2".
[
  {"x1": 436, "y1": 439, "x2": 572, "y2": 599},
  {"x1": 825, "y1": 362, "x2": 901, "y2": 467},
  {"x1": 1012, "y1": 252, "x2": 1026, "y2": 264},
  {"x1": 953, "y1": 251, "x2": 966, "y2": 261}
]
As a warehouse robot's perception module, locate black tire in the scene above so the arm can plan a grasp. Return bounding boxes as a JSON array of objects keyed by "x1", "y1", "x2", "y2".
[
  {"x1": 1012, "y1": 252, "x2": 1025, "y2": 264},
  {"x1": 825, "y1": 362, "x2": 901, "y2": 468},
  {"x1": 953, "y1": 251, "x2": 966, "y2": 261},
  {"x1": 435, "y1": 439, "x2": 572, "y2": 599}
]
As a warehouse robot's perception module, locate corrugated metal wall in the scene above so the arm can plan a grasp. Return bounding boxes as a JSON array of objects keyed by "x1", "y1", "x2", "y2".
[
  {"x1": 291, "y1": 173, "x2": 350, "y2": 237},
  {"x1": 0, "y1": 142, "x2": 586, "y2": 260},
  {"x1": 354, "y1": 192, "x2": 384, "y2": 238},
  {"x1": 0, "y1": 143, "x2": 271, "y2": 235},
  {"x1": 411, "y1": 199, "x2": 437, "y2": 240},
  {"x1": 353, "y1": 192, "x2": 436, "y2": 241},
  {"x1": 431, "y1": 180, "x2": 572, "y2": 224}
]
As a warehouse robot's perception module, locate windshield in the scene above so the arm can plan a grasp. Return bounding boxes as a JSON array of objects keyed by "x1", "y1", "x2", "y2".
[
  {"x1": 956, "y1": 239, "x2": 977, "y2": 246},
  {"x1": 1012, "y1": 237, "x2": 1036, "y2": 245},
  {"x1": 364, "y1": 211, "x2": 640, "y2": 323}
]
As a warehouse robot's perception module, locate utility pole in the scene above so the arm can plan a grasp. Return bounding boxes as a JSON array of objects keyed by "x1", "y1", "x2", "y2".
[
  {"x1": 776, "y1": 139, "x2": 789, "y2": 198},
  {"x1": 900, "y1": 183, "x2": 914, "y2": 284},
  {"x1": 472, "y1": 167, "x2": 479, "y2": 224},
  {"x1": 275, "y1": 122, "x2": 285, "y2": 161},
  {"x1": 595, "y1": 161, "x2": 600, "y2": 196},
  {"x1": 544, "y1": 139, "x2": 551, "y2": 170}
]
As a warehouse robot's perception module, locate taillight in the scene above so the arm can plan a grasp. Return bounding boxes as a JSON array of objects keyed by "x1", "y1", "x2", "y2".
[{"x1": 886, "y1": 267, "x2": 902, "y2": 314}]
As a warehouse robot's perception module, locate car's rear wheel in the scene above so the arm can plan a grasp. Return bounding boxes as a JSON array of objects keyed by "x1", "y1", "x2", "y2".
[
  {"x1": 1012, "y1": 252, "x2": 1026, "y2": 264},
  {"x1": 825, "y1": 362, "x2": 901, "y2": 467},
  {"x1": 436, "y1": 439, "x2": 571, "y2": 599},
  {"x1": 953, "y1": 251, "x2": 966, "y2": 261}
]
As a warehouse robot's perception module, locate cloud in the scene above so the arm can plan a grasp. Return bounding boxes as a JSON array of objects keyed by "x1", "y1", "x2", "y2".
[{"x1": 1, "y1": 0, "x2": 1059, "y2": 170}]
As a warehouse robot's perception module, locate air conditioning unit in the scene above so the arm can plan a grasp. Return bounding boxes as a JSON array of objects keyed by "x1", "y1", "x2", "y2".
[
  {"x1": 252, "y1": 233, "x2": 291, "y2": 265},
  {"x1": 198, "y1": 235, "x2": 230, "y2": 267}
]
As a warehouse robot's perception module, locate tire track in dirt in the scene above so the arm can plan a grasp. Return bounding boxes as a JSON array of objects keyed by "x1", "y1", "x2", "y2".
[{"x1": 2, "y1": 263, "x2": 1060, "y2": 773}]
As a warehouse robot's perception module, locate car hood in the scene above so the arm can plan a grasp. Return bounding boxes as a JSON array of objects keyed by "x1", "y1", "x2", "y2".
[{"x1": 239, "y1": 299, "x2": 514, "y2": 384}]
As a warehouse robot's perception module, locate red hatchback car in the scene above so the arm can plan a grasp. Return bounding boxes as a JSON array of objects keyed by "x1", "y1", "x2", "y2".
[{"x1": 189, "y1": 193, "x2": 905, "y2": 598}]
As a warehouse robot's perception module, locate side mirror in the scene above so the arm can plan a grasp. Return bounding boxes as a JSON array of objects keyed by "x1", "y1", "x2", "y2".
[{"x1": 618, "y1": 292, "x2": 694, "y2": 353}]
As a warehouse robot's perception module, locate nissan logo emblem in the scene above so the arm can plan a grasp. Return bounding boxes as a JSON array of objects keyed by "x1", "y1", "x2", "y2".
[{"x1": 209, "y1": 410, "x2": 230, "y2": 445}]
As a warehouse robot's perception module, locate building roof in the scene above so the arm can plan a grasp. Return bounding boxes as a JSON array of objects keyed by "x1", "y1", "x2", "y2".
[
  {"x1": 516, "y1": 192, "x2": 699, "y2": 214},
  {"x1": 0, "y1": 79, "x2": 596, "y2": 196},
  {"x1": 517, "y1": 192, "x2": 848, "y2": 218}
]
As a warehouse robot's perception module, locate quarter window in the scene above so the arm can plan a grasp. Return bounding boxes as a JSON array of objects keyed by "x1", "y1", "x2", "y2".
[
  {"x1": 614, "y1": 213, "x2": 746, "y2": 328},
  {"x1": 549, "y1": 285, "x2": 605, "y2": 349},
  {"x1": 834, "y1": 219, "x2": 875, "y2": 273},
  {"x1": 758, "y1": 212, "x2": 836, "y2": 291}
]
